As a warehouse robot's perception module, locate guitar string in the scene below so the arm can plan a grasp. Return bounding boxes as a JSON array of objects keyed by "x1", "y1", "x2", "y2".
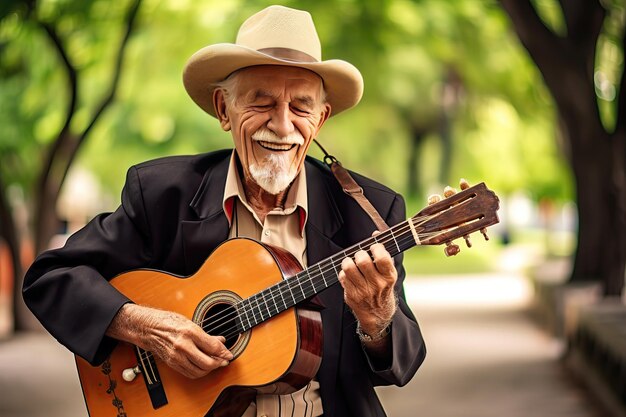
[
  {"x1": 205, "y1": 228, "x2": 451, "y2": 341},
  {"x1": 193, "y1": 207, "x2": 465, "y2": 332},
  {"x1": 199, "y1": 203, "x2": 487, "y2": 340},
  {"x1": 135, "y1": 225, "x2": 459, "y2": 363},
  {"x1": 134, "y1": 227, "x2": 441, "y2": 364},
  {"x1": 191, "y1": 213, "x2": 439, "y2": 332},
  {"x1": 134, "y1": 225, "x2": 446, "y2": 364},
  {"x1": 134, "y1": 212, "x2": 469, "y2": 363},
  {"x1": 136, "y1": 200, "x2": 482, "y2": 362}
]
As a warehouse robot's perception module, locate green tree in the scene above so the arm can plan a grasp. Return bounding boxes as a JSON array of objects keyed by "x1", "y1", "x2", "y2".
[
  {"x1": 500, "y1": 0, "x2": 626, "y2": 295},
  {"x1": 0, "y1": 0, "x2": 141, "y2": 328}
]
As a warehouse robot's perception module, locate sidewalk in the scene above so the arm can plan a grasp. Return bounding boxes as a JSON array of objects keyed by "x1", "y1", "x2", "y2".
[
  {"x1": 0, "y1": 273, "x2": 606, "y2": 417},
  {"x1": 378, "y1": 273, "x2": 604, "y2": 417}
]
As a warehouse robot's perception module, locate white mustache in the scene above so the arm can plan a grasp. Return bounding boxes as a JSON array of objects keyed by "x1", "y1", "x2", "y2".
[{"x1": 251, "y1": 128, "x2": 304, "y2": 146}]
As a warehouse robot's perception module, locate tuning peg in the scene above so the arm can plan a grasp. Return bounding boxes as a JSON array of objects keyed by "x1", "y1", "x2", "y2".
[
  {"x1": 428, "y1": 194, "x2": 442, "y2": 205},
  {"x1": 480, "y1": 228, "x2": 489, "y2": 241},
  {"x1": 460, "y1": 178, "x2": 470, "y2": 190},
  {"x1": 444, "y1": 242, "x2": 460, "y2": 257},
  {"x1": 443, "y1": 186, "x2": 456, "y2": 198},
  {"x1": 463, "y1": 235, "x2": 472, "y2": 248}
]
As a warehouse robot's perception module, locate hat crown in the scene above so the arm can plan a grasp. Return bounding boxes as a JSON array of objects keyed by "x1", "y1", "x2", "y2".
[{"x1": 235, "y1": 5, "x2": 322, "y2": 62}]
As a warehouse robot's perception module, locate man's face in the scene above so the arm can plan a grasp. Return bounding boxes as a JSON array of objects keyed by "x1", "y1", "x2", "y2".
[{"x1": 215, "y1": 66, "x2": 331, "y2": 195}]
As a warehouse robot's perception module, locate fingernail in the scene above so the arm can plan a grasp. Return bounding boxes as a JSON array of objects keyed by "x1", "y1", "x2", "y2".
[{"x1": 222, "y1": 360, "x2": 230, "y2": 367}]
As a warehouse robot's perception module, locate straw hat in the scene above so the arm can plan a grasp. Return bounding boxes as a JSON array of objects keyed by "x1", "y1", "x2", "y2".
[{"x1": 183, "y1": 5, "x2": 364, "y2": 117}]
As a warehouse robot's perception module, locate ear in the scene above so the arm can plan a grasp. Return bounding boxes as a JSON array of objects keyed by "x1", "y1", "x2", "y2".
[
  {"x1": 213, "y1": 89, "x2": 231, "y2": 131},
  {"x1": 313, "y1": 102, "x2": 332, "y2": 135}
]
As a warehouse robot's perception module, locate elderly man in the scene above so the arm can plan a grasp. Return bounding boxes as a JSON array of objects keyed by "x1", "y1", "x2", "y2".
[{"x1": 23, "y1": 5, "x2": 425, "y2": 417}]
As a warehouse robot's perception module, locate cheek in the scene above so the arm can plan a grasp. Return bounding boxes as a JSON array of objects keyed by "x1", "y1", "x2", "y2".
[
  {"x1": 235, "y1": 114, "x2": 269, "y2": 164},
  {"x1": 291, "y1": 138, "x2": 314, "y2": 170}
]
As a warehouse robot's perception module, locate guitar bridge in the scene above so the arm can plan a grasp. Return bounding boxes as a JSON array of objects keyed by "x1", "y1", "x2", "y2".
[{"x1": 134, "y1": 346, "x2": 168, "y2": 409}]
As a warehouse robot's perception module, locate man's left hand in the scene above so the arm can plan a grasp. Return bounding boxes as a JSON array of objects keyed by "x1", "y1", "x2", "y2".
[{"x1": 338, "y1": 242, "x2": 397, "y2": 338}]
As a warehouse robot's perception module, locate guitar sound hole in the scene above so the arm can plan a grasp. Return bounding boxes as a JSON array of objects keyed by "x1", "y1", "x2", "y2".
[{"x1": 202, "y1": 303, "x2": 239, "y2": 350}]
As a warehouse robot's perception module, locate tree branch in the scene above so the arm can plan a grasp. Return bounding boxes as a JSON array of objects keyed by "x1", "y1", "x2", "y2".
[
  {"x1": 36, "y1": 19, "x2": 78, "y2": 192},
  {"x1": 499, "y1": 0, "x2": 564, "y2": 65},
  {"x1": 61, "y1": 0, "x2": 142, "y2": 185},
  {"x1": 82, "y1": 0, "x2": 141, "y2": 142}
]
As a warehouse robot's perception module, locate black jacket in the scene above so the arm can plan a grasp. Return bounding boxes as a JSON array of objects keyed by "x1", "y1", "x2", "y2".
[{"x1": 23, "y1": 149, "x2": 426, "y2": 417}]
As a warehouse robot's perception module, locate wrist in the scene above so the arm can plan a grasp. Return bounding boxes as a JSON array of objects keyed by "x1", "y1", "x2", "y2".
[{"x1": 356, "y1": 320, "x2": 392, "y2": 343}]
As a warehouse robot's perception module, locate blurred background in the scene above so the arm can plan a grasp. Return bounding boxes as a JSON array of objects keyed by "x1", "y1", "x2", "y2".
[{"x1": 0, "y1": 0, "x2": 624, "y2": 416}]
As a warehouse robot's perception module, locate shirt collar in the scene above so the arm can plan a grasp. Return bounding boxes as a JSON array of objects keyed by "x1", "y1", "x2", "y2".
[{"x1": 222, "y1": 151, "x2": 308, "y2": 235}]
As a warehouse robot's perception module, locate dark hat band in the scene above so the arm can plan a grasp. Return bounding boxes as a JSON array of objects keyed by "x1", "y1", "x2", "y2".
[{"x1": 257, "y1": 47, "x2": 318, "y2": 63}]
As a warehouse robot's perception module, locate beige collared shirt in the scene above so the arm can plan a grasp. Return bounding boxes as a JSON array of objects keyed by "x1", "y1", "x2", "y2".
[{"x1": 222, "y1": 152, "x2": 322, "y2": 417}]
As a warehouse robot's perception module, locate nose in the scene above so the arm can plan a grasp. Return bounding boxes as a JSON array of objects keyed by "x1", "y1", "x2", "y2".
[{"x1": 266, "y1": 103, "x2": 295, "y2": 139}]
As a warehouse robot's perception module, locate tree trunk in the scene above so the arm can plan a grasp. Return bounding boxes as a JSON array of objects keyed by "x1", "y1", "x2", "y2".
[
  {"x1": 0, "y1": 174, "x2": 31, "y2": 331},
  {"x1": 500, "y1": 0, "x2": 625, "y2": 296},
  {"x1": 567, "y1": 123, "x2": 626, "y2": 296}
]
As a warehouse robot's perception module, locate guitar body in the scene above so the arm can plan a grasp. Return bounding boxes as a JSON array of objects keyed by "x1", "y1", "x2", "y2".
[{"x1": 75, "y1": 238, "x2": 323, "y2": 417}]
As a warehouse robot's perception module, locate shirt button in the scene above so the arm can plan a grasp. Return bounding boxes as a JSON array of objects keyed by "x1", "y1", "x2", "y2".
[{"x1": 264, "y1": 230, "x2": 271, "y2": 236}]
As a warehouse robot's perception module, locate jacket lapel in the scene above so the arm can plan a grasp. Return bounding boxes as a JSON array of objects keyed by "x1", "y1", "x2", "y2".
[{"x1": 181, "y1": 153, "x2": 231, "y2": 274}]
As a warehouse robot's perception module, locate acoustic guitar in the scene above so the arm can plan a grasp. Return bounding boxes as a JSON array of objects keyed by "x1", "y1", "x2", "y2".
[{"x1": 75, "y1": 181, "x2": 500, "y2": 417}]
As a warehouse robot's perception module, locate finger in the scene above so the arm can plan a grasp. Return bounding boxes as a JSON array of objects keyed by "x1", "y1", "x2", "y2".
[
  {"x1": 341, "y1": 257, "x2": 362, "y2": 281},
  {"x1": 194, "y1": 332, "x2": 234, "y2": 361},
  {"x1": 338, "y1": 269, "x2": 346, "y2": 289},
  {"x1": 370, "y1": 244, "x2": 396, "y2": 277},
  {"x1": 353, "y1": 250, "x2": 378, "y2": 279},
  {"x1": 176, "y1": 356, "x2": 211, "y2": 379},
  {"x1": 187, "y1": 348, "x2": 230, "y2": 373}
]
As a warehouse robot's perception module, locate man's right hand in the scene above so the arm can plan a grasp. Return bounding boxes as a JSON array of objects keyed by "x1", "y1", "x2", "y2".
[{"x1": 106, "y1": 303, "x2": 233, "y2": 379}]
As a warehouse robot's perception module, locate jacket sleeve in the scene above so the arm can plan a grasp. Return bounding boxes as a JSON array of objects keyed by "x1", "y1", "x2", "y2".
[
  {"x1": 363, "y1": 193, "x2": 427, "y2": 387},
  {"x1": 22, "y1": 166, "x2": 153, "y2": 365}
]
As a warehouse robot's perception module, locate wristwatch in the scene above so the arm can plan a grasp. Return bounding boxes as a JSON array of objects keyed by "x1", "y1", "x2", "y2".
[{"x1": 356, "y1": 322, "x2": 391, "y2": 342}]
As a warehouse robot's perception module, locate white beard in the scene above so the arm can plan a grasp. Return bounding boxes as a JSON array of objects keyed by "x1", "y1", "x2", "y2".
[{"x1": 249, "y1": 152, "x2": 298, "y2": 195}]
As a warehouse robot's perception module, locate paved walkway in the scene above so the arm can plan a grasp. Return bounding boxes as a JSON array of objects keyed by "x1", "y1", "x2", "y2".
[
  {"x1": 378, "y1": 273, "x2": 604, "y2": 417},
  {"x1": 0, "y1": 274, "x2": 607, "y2": 417}
]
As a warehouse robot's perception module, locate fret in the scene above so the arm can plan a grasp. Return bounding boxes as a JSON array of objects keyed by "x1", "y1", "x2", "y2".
[
  {"x1": 287, "y1": 278, "x2": 297, "y2": 305},
  {"x1": 391, "y1": 230, "x2": 401, "y2": 254},
  {"x1": 304, "y1": 271, "x2": 317, "y2": 294},
  {"x1": 252, "y1": 293, "x2": 264, "y2": 323},
  {"x1": 297, "y1": 275, "x2": 306, "y2": 299},
  {"x1": 277, "y1": 280, "x2": 288, "y2": 310},
  {"x1": 318, "y1": 263, "x2": 327, "y2": 287},
  {"x1": 265, "y1": 288, "x2": 279, "y2": 316},
  {"x1": 261, "y1": 290, "x2": 273, "y2": 318}
]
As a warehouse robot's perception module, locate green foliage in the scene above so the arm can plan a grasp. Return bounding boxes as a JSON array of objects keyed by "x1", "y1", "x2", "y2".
[{"x1": 0, "y1": 0, "x2": 575, "y2": 216}]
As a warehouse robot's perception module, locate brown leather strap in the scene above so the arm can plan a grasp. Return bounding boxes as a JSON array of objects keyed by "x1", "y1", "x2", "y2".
[{"x1": 314, "y1": 140, "x2": 389, "y2": 232}]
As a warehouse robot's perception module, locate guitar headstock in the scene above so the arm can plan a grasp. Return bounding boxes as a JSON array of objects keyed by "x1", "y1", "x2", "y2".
[{"x1": 412, "y1": 180, "x2": 500, "y2": 256}]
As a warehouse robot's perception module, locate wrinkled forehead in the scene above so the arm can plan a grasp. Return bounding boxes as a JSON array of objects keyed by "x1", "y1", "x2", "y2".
[{"x1": 236, "y1": 65, "x2": 324, "y2": 99}]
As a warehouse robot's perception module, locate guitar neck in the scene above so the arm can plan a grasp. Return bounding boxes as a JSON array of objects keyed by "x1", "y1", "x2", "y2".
[
  {"x1": 236, "y1": 217, "x2": 421, "y2": 332},
  {"x1": 234, "y1": 181, "x2": 499, "y2": 332}
]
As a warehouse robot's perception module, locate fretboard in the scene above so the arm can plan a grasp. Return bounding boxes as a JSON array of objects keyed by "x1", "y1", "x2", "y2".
[{"x1": 235, "y1": 215, "x2": 425, "y2": 332}]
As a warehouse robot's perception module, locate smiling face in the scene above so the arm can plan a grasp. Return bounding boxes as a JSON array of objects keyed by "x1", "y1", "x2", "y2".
[{"x1": 213, "y1": 65, "x2": 331, "y2": 195}]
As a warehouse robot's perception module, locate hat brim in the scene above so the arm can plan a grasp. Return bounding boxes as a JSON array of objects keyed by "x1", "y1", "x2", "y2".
[{"x1": 183, "y1": 43, "x2": 364, "y2": 117}]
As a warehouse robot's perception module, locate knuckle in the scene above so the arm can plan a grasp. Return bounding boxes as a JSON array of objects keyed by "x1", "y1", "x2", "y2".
[{"x1": 355, "y1": 256, "x2": 370, "y2": 269}]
